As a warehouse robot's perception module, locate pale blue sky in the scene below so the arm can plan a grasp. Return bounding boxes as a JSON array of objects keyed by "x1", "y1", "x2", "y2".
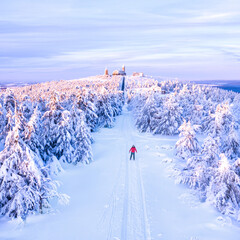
[{"x1": 0, "y1": 0, "x2": 240, "y2": 83}]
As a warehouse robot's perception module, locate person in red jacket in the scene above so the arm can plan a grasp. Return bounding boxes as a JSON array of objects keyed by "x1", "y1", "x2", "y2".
[{"x1": 129, "y1": 145, "x2": 137, "y2": 160}]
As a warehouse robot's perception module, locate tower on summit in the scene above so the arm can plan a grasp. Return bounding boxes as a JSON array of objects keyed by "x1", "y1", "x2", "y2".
[{"x1": 104, "y1": 68, "x2": 109, "y2": 76}]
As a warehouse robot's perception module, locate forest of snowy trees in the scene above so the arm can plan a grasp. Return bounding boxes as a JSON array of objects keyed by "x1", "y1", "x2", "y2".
[
  {"x1": 1, "y1": 74, "x2": 240, "y2": 222},
  {"x1": 126, "y1": 77, "x2": 240, "y2": 221},
  {"x1": 0, "y1": 76, "x2": 124, "y2": 219}
]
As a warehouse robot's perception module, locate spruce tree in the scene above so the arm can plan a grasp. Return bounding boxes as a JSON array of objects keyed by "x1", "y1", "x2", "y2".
[
  {"x1": 222, "y1": 123, "x2": 240, "y2": 159},
  {"x1": 73, "y1": 110, "x2": 93, "y2": 164},
  {"x1": 206, "y1": 154, "x2": 240, "y2": 218},
  {"x1": 175, "y1": 120, "x2": 200, "y2": 160},
  {"x1": 76, "y1": 92, "x2": 98, "y2": 131},
  {"x1": 135, "y1": 94, "x2": 158, "y2": 132},
  {"x1": 24, "y1": 106, "x2": 44, "y2": 163},
  {"x1": 153, "y1": 93, "x2": 182, "y2": 135},
  {"x1": 201, "y1": 136, "x2": 220, "y2": 167},
  {"x1": 55, "y1": 110, "x2": 74, "y2": 164},
  {"x1": 41, "y1": 93, "x2": 63, "y2": 162},
  {"x1": 41, "y1": 93, "x2": 64, "y2": 174},
  {"x1": 96, "y1": 92, "x2": 114, "y2": 128},
  {"x1": 0, "y1": 113, "x2": 66, "y2": 219}
]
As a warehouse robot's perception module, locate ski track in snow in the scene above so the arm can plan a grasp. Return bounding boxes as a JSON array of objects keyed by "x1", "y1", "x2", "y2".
[
  {"x1": 120, "y1": 109, "x2": 151, "y2": 240},
  {"x1": 100, "y1": 107, "x2": 151, "y2": 240}
]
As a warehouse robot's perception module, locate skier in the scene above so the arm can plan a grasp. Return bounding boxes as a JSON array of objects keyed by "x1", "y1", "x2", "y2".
[{"x1": 129, "y1": 145, "x2": 137, "y2": 160}]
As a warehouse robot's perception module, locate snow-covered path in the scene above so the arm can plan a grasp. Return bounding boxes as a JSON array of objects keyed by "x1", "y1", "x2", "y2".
[
  {"x1": 1, "y1": 106, "x2": 240, "y2": 240},
  {"x1": 99, "y1": 107, "x2": 152, "y2": 240}
]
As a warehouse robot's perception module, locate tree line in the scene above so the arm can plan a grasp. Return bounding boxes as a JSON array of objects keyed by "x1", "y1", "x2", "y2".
[
  {"x1": 127, "y1": 77, "x2": 240, "y2": 221},
  {"x1": 0, "y1": 76, "x2": 124, "y2": 219}
]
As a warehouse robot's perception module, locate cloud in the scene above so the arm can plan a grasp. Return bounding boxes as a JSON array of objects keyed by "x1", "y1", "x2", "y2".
[{"x1": 0, "y1": 0, "x2": 240, "y2": 82}]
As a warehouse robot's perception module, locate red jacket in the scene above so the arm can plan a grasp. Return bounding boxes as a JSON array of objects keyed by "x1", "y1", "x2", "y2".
[{"x1": 129, "y1": 147, "x2": 137, "y2": 153}]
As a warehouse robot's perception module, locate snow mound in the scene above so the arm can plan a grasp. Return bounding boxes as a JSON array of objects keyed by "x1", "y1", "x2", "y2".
[
  {"x1": 161, "y1": 145, "x2": 173, "y2": 150},
  {"x1": 178, "y1": 192, "x2": 200, "y2": 208}
]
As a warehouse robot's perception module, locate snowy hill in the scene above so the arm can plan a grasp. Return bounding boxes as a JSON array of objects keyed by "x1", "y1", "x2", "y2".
[{"x1": 0, "y1": 75, "x2": 240, "y2": 239}]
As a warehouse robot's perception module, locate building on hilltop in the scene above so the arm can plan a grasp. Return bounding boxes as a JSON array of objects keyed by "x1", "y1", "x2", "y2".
[
  {"x1": 112, "y1": 65, "x2": 126, "y2": 76},
  {"x1": 132, "y1": 72, "x2": 144, "y2": 77}
]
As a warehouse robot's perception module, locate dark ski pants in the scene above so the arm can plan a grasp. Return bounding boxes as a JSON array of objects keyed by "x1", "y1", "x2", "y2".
[{"x1": 130, "y1": 152, "x2": 135, "y2": 160}]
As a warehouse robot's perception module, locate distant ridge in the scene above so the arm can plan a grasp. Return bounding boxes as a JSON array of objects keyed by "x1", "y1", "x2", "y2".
[
  {"x1": 0, "y1": 82, "x2": 31, "y2": 89},
  {"x1": 191, "y1": 80, "x2": 240, "y2": 93}
]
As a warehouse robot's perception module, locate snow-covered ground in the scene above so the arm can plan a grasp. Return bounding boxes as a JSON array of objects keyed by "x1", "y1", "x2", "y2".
[{"x1": 1, "y1": 106, "x2": 240, "y2": 240}]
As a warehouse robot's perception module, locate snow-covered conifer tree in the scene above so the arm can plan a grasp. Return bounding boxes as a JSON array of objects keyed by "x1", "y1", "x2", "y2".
[
  {"x1": 202, "y1": 109, "x2": 216, "y2": 133},
  {"x1": 0, "y1": 113, "x2": 67, "y2": 219},
  {"x1": 2, "y1": 92, "x2": 16, "y2": 138},
  {"x1": 152, "y1": 93, "x2": 182, "y2": 135},
  {"x1": 177, "y1": 155, "x2": 210, "y2": 199},
  {"x1": 177, "y1": 126, "x2": 210, "y2": 197},
  {"x1": 76, "y1": 91, "x2": 98, "y2": 131},
  {"x1": 95, "y1": 90, "x2": 114, "y2": 128},
  {"x1": 175, "y1": 120, "x2": 200, "y2": 160},
  {"x1": 127, "y1": 91, "x2": 148, "y2": 113},
  {"x1": 54, "y1": 110, "x2": 74, "y2": 164},
  {"x1": 201, "y1": 136, "x2": 220, "y2": 167},
  {"x1": 205, "y1": 102, "x2": 239, "y2": 159},
  {"x1": 109, "y1": 91, "x2": 124, "y2": 117},
  {"x1": 20, "y1": 96, "x2": 33, "y2": 120},
  {"x1": 210, "y1": 102, "x2": 234, "y2": 137},
  {"x1": 221, "y1": 123, "x2": 240, "y2": 159},
  {"x1": 41, "y1": 93, "x2": 64, "y2": 174},
  {"x1": 191, "y1": 104, "x2": 204, "y2": 126},
  {"x1": 4, "y1": 91, "x2": 15, "y2": 112},
  {"x1": 0, "y1": 103, "x2": 6, "y2": 141},
  {"x1": 206, "y1": 154, "x2": 240, "y2": 218},
  {"x1": 24, "y1": 106, "x2": 44, "y2": 162},
  {"x1": 135, "y1": 93, "x2": 158, "y2": 132},
  {"x1": 73, "y1": 110, "x2": 93, "y2": 164},
  {"x1": 233, "y1": 158, "x2": 240, "y2": 177},
  {"x1": 41, "y1": 92, "x2": 63, "y2": 161},
  {"x1": 177, "y1": 84, "x2": 194, "y2": 120}
]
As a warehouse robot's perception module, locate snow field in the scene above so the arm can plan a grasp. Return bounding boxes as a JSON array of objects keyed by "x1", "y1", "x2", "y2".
[{"x1": 1, "y1": 106, "x2": 240, "y2": 239}]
